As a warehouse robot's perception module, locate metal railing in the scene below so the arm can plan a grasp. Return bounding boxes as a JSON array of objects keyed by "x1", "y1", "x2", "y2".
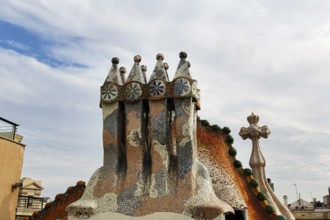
[
  {"x1": 0, "y1": 117, "x2": 19, "y2": 140},
  {"x1": 16, "y1": 195, "x2": 47, "y2": 211}
]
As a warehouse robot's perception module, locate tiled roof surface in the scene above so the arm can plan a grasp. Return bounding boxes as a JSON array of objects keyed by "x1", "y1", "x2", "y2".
[
  {"x1": 32, "y1": 181, "x2": 85, "y2": 220},
  {"x1": 197, "y1": 119, "x2": 277, "y2": 220}
]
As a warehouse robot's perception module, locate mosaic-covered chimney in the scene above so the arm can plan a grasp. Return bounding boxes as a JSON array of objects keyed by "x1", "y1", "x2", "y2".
[{"x1": 67, "y1": 52, "x2": 233, "y2": 219}]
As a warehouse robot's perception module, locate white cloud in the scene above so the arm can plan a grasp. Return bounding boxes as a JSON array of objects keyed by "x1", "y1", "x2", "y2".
[
  {"x1": 1, "y1": 40, "x2": 30, "y2": 50},
  {"x1": 0, "y1": 48, "x2": 100, "y2": 108}
]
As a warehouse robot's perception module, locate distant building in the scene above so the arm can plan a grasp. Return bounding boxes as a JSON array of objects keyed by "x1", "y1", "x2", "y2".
[
  {"x1": 16, "y1": 177, "x2": 49, "y2": 219},
  {"x1": 324, "y1": 196, "x2": 330, "y2": 209},
  {"x1": 289, "y1": 197, "x2": 314, "y2": 211},
  {"x1": 0, "y1": 117, "x2": 25, "y2": 220},
  {"x1": 291, "y1": 208, "x2": 330, "y2": 220},
  {"x1": 288, "y1": 194, "x2": 330, "y2": 220},
  {"x1": 324, "y1": 188, "x2": 330, "y2": 209}
]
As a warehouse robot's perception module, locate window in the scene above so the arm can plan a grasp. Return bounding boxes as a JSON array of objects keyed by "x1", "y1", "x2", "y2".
[{"x1": 225, "y1": 210, "x2": 246, "y2": 220}]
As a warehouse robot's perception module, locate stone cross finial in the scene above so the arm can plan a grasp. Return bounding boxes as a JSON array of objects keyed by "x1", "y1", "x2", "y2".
[
  {"x1": 239, "y1": 113, "x2": 270, "y2": 168},
  {"x1": 239, "y1": 113, "x2": 270, "y2": 141},
  {"x1": 239, "y1": 113, "x2": 295, "y2": 220}
]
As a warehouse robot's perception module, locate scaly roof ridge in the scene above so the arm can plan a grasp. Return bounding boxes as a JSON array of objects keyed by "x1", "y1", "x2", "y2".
[{"x1": 197, "y1": 117, "x2": 285, "y2": 220}]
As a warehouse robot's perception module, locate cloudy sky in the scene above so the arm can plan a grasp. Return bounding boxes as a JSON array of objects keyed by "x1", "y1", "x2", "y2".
[{"x1": 1, "y1": 0, "x2": 329, "y2": 203}]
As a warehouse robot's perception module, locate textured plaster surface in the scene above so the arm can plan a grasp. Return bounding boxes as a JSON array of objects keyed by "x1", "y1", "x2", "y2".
[
  {"x1": 149, "y1": 100, "x2": 170, "y2": 197},
  {"x1": 183, "y1": 170, "x2": 234, "y2": 217},
  {"x1": 127, "y1": 128, "x2": 142, "y2": 147},
  {"x1": 103, "y1": 104, "x2": 119, "y2": 170},
  {"x1": 69, "y1": 212, "x2": 195, "y2": 220},
  {"x1": 198, "y1": 149, "x2": 246, "y2": 210},
  {"x1": 66, "y1": 168, "x2": 101, "y2": 218}
]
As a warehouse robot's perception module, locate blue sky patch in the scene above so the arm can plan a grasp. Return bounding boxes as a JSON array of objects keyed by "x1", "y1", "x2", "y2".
[{"x1": 0, "y1": 20, "x2": 87, "y2": 68}]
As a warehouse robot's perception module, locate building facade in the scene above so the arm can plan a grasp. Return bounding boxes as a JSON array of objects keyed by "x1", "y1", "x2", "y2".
[
  {"x1": 16, "y1": 177, "x2": 49, "y2": 219},
  {"x1": 289, "y1": 195, "x2": 330, "y2": 220},
  {"x1": 0, "y1": 117, "x2": 25, "y2": 220}
]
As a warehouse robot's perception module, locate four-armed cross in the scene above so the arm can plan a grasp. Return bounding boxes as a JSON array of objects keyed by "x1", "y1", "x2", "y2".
[{"x1": 239, "y1": 112, "x2": 270, "y2": 169}]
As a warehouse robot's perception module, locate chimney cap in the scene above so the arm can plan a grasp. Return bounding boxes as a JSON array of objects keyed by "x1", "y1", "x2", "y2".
[
  {"x1": 111, "y1": 57, "x2": 119, "y2": 65},
  {"x1": 179, "y1": 51, "x2": 187, "y2": 59},
  {"x1": 119, "y1": 67, "x2": 126, "y2": 74},
  {"x1": 134, "y1": 55, "x2": 141, "y2": 63},
  {"x1": 163, "y1": 63, "x2": 169, "y2": 70},
  {"x1": 156, "y1": 53, "x2": 164, "y2": 61}
]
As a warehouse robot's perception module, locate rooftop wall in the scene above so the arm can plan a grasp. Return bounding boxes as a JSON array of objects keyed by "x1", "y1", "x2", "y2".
[{"x1": 0, "y1": 135, "x2": 25, "y2": 220}]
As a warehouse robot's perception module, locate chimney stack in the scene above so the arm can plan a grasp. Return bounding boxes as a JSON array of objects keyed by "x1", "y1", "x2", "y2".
[
  {"x1": 267, "y1": 178, "x2": 274, "y2": 192},
  {"x1": 283, "y1": 195, "x2": 288, "y2": 206}
]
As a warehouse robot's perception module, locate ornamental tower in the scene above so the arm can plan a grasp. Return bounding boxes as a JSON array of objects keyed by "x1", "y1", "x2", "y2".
[
  {"x1": 123, "y1": 55, "x2": 147, "y2": 194},
  {"x1": 67, "y1": 52, "x2": 233, "y2": 219},
  {"x1": 172, "y1": 52, "x2": 199, "y2": 192},
  {"x1": 100, "y1": 57, "x2": 124, "y2": 184},
  {"x1": 148, "y1": 53, "x2": 172, "y2": 196}
]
